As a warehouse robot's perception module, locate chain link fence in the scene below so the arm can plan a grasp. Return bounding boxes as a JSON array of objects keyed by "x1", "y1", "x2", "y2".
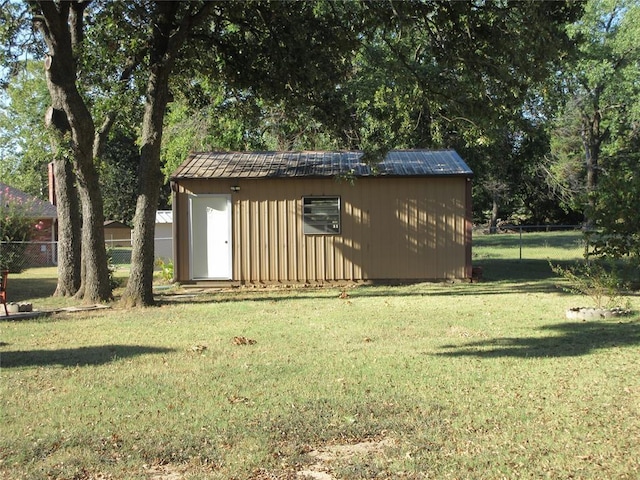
[
  {"x1": 1, "y1": 237, "x2": 173, "y2": 272},
  {"x1": 105, "y1": 237, "x2": 174, "y2": 267},
  {"x1": 0, "y1": 241, "x2": 57, "y2": 272},
  {"x1": 472, "y1": 225, "x2": 587, "y2": 264}
]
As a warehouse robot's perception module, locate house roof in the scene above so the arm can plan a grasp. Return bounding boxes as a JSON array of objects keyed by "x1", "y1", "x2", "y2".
[
  {"x1": 0, "y1": 183, "x2": 57, "y2": 219},
  {"x1": 104, "y1": 220, "x2": 131, "y2": 229},
  {"x1": 171, "y1": 149, "x2": 473, "y2": 180}
]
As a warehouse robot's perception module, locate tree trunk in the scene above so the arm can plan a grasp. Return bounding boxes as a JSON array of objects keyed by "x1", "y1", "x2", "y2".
[
  {"x1": 121, "y1": 3, "x2": 177, "y2": 307},
  {"x1": 122, "y1": 57, "x2": 172, "y2": 306},
  {"x1": 36, "y1": 1, "x2": 112, "y2": 303},
  {"x1": 485, "y1": 179, "x2": 507, "y2": 234},
  {"x1": 122, "y1": 1, "x2": 213, "y2": 306},
  {"x1": 581, "y1": 87, "x2": 604, "y2": 227},
  {"x1": 583, "y1": 128, "x2": 600, "y2": 226},
  {"x1": 47, "y1": 101, "x2": 82, "y2": 297},
  {"x1": 123, "y1": 173, "x2": 162, "y2": 307},
  {"x1": 74, "y1": 167, "x2": 112, "y2": 302},
  {"x1": 52, "y1": 155, "x2": 81, "y2": 296},
  {"x1": 489, "y1": 195, "x2": 500, "y2": 234}
]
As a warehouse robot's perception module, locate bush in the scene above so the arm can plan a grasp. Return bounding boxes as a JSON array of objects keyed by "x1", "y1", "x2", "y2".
[
  {"x1": 105, "y1": 248, "x2": 123, "y2": 290},
  {"x1": 0, "y1": 186, "x2": 42, "y2": 272},
  {"x1": 551, "y1": 259, "x2": 627, "y2": 309},
  {"x1": 588, "y1": 154, "x2": 640, "y2": 261},
  {"x1": 155, "y1": 258, "x2": 174, "y2": 283},
  {"x1": 0, "y1": 242, "x2": 28, "y2": 273}
]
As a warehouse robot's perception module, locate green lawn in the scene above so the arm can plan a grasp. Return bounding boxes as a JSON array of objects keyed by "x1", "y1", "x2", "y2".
[{"x1": 2, "y1": 231, "x2": 639, "y2": 479}]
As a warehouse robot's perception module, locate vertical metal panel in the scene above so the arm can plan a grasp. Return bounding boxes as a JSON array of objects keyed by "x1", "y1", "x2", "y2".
[
  {"x1": 174, "y1": 176, "x2": 470, "y2": 283},
  {"x1": 465, "y1": 178, "x2": 473, "y2": 278}
]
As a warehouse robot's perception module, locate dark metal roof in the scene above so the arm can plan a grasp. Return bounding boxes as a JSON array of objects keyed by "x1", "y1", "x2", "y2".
[{"x1": 171, "y1": 149, "x2": 472, "y2": 180}]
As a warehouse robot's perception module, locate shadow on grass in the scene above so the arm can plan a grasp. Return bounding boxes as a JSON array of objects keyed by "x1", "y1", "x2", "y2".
[
  {"x1": 436, "y1": 319, "x2": 640, "y2": 358},
  {"x1": 7, "y1": 256, "x2": 625, "y2": 307},
  {"x1": 346, "y1": 259, "x2": 570, "y2": 298},
  {"x1": 153, "y1": 258, "x2": 571, "y2": 306},
  {"x1": 0, "y1": 344, "x2": 174, "y2": 368},
  {"x1": 471, "y1": 258, "x2": 575, "y2": 283},
  {"x1": 5, "y1": 275, "x2": 57, "y2": 302}
]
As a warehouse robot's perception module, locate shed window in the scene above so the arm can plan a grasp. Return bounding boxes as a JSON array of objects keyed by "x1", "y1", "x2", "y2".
[{"x1": 303, "y1": 196, "x2": 340, "y2": 234}]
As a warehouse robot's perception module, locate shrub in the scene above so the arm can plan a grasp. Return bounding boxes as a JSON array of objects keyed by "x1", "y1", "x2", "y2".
[
  {"x1": 105, "y1": 248, "x2": 123, "y2": 290},
  {"x1": 155, "y1": 258, "x2": 174, "y2": 283},
  {"x1": 551, "y1": 259, "x2": 627, "y2": 309},
  {"x1": 0, "y1": 186, "x2": 42, "y2": 272},
  {"x1": 587, "y1": 154, "x2": 640, "y2": 261}
]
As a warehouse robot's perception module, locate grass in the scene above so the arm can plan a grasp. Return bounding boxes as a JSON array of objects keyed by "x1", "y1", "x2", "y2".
[
  {"x1": 1, "y1": 231, "x2": 639, "y2": 479},
  {"x1": 472, "y1": 229, "x2": 587, "y2": 283}
]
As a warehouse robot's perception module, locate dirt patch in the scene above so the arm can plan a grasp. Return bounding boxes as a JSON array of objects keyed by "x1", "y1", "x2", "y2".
[
  {"x1": 143, "y1": 463, "x2": 185, "y2": 480},
  {"x1": 138, "y1": 438, "x2": 395, "y2": 480},
  {"x1": 297, "y1": 438, "x2": 396, "y2": 480}
]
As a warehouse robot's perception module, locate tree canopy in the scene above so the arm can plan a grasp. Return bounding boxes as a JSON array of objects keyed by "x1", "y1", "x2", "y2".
[
  {"x1": 545, "y1": 0, "x2": 640, "y2": 223},
  {"x1": 0, "y1": 60, "x2": 51, "y2": 196}
]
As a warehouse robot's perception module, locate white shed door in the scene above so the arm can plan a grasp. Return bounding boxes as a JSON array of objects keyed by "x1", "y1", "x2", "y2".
[{"x1": 189, "y1": 194, "x2": 232, "y2": 280}]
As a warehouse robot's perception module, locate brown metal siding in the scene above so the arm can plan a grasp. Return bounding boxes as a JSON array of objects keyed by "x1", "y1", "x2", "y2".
[
  {"x1": 174, "y1": 176, "x2": 470, "y2": 283},
  {"x1": 103, "y1": 226, "x2": 132, "y2": 246}
]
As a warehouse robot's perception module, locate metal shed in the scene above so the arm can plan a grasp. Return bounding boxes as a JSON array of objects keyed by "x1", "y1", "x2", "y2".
[
  {"x1": 103, "y1": 220, "x2": 132, "y2": 248},
  {"x1": 170, "y1": 149, "x2": 473, "y2": 284},
  {"x1": 155, "y1": 210, "x2": 173, "y2": 262}
]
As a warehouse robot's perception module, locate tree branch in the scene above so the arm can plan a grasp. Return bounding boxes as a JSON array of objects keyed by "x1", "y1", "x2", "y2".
[
  {"x1": 69, "y1": 1, "x2": 91, "y2": 50},
  {"x1": 165, "y1": 2, "x2": 216, "y2": 60},
  {"x1": 92, "y1": 51, "x2": 145, "y2": 159}
]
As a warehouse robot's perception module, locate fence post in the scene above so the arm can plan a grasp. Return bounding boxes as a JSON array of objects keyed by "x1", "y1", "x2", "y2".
[{"x1": 519, "y1": 226, "x2": 523, "y2": 261}]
